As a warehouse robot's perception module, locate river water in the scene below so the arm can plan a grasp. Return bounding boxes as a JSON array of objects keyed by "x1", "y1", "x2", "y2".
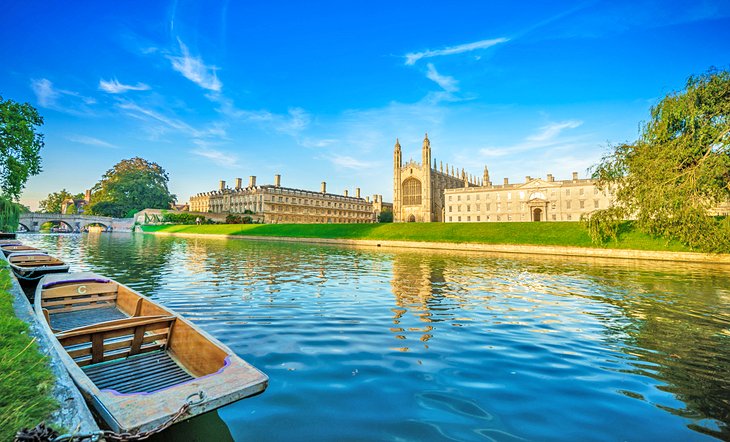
[{"x1": 19, "y1": 233, "x2": 730, "y2": 441}]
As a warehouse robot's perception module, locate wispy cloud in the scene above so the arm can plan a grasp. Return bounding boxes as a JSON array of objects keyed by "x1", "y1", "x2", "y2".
[
  {"x1": 405, "y1": 37, "x2": 509, "y2": 65},
  {"x1": 479, "y1": 119, "x2": 584, "y2": 158},
  {"x1": 30, "y1": 78, "x2": 60, "y2": 107},
  {"x1": 527, "y1": 120, "x2": 583, "y2": 142},
  {"x1": 168, "y1": 38, "x2": 221, "y2": 91},
  {"x1": 117, "y1": 101, "x2": 226, "y2": 140},
  {"x1": 328, "y1": 155, "x2": 378, "y2": 169},
  {"x1": 426, "y1": 63, "x2": 458, "y2": 92},
  {"x1": 211, "y1": 93, "x2": 311, "y2": 136},
  {"x1": 190, "y1": 141, "x2": 239, "y2": 168},
  {"x1": 67, "y1": 135, "x2": 117, "y2": 149},
  {"x1": 30, "y1": 78, "x2": 96, "y2": 113},
  {"x1": 99, "y1": 78, "x2": 151, "y2": 94}
]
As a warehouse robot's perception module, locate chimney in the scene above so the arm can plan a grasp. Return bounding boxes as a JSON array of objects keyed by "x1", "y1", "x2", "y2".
[
  {"x1": 503, "y1": 177, "x2": 509, "y2": 186},
  {"x1": 248, "y1": 176, "x2": 256, "y2": 188},
  {"x1": 366, "y1": 196, "x2": 371, "y2": 203},
  {"x1": 84, "y1": 189, "x2": 91, "y2": 202},
  {"x1": 274, "y1": 174, "x2": 281, "y2": 187},
  {"x1": 344, "y1": 190, "x2": 349, "y2": 197},
  {"x1": 219, "y1": 180, "x2": 226, "y2": 191},
  {"x1": 547, "y1": 174, "x2": 554, "y2": 182},
  {"x1": 321, "y1": 181, "x2": 327, "y2": 193},
  {"x1": 356, "y1": 187, "x2": 361, "y2": 198},
  {"x1": 235, "y1": 178, "x2": 242, "y2": 189},
  {"x1": 572, "y1": 172, "x2": 578, "y2": 181},
  {"x1": 525, "y1": 176, "x2": 531, "y2": 182}
]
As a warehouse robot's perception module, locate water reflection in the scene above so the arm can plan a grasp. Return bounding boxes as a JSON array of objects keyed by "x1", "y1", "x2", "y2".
[{"x1": 17, "y1": 233, "x2": 730, "y2": 440}]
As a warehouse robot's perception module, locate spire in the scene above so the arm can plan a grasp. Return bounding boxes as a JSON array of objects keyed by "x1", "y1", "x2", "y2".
[
  {"x1": 483, "y1": 165, "x2": 490, "y2": 184},
  {"x1": 422, "y1": 132, "x2": 431, "y2": 167},
  {"x1": 395, "y1": 138, "x2": 401, "y2": 150}
]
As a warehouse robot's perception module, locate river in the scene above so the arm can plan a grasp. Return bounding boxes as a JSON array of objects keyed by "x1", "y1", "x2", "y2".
[{"x1": 18, "y1": 233, "x2": 730, "y2": 441}]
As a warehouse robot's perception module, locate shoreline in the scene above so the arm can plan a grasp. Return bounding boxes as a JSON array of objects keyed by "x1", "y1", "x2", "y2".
[
  {"x1": 143, "y1": 231, "x2": 730, "y2": 264},
  {"x1": 3, "y1": 268, "x2": 99, "y2": 435}
]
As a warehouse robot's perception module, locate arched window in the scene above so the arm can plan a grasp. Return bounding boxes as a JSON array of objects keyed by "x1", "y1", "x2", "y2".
[{"x1": 402, "y1": 178, "x2": 422, "y2": 206}]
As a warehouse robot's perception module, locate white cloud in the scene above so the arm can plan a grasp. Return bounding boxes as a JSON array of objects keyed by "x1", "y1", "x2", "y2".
[
  {"x1": 117, "y1": 101, "x2": 226, "y2": 140},
  {"x1": 405, "y1": 37, "x2": 509, "y2": 65},
  {"x1": 99, "y1": 78, "x2": 150, "y2": 94},
  {"x1": 168, "y1": 39, "x2": 222, "y2": 91},
  {"x1": 426, "y1": 63, "x2": 458, "y2": 92},
  {"x1": 190, "y1": 141, "x2": 239, "y2": 168},
  {"x1": 479, "y1": 119, "x2": 585, "y2": 158},
  {"x1": 67, "y1": 135, "x2": 117, "y2": 148},
  {"x1": 328, "y1": 155, "x2": 378, "y2": 169},
  {"x1": 527, "y1": 120, "x2": 583, "y2": 142},
  {"x1": 30, "y1": 78, "x2": 60, "y2": 107}
]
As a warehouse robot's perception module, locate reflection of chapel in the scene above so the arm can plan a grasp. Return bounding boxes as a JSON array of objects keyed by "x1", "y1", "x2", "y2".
[{"x1": 393, "y1": 134, "x2": 480, "y2": 222}]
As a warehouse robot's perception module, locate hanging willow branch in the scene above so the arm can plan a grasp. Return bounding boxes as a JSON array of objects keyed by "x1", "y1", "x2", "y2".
[{"x1": 0, "y1": 196, "x2": 21, "y2": 232}]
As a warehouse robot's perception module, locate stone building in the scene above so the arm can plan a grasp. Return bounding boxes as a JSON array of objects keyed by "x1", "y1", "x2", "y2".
[
  {"x1": 189, "y1": 175, "x2": 385, "y2": 224},
  {"x1": 60, "y1": 189, "x2": 91, "y2": 214},
  {"x1": 393, "y1": 134, "x2": 477, "y2": 222},
  {"x1": 444, "y1": 171, "x2": 615, "y2": 222}
]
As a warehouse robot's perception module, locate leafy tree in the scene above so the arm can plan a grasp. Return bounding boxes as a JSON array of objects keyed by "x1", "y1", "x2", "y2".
[
  {"x1": 0, "y1": 197, "x2": 21, "y2": 232},
  {"x1": 591, "y1": 68, "x2": 730, "y2": 252},
  {"x1": 377, "y1": 210, "x2": 393, "y2": 223},
  {"x1": 0, "y1": 96, "x2": 44, "y2": 201},
  {"x1": 65, "y1": 203, "x2": 78, "y2": 214},
  {"x1": 88, "y1": 157, "x2": 176, "y2": 218},
  {"x1": 38, "y1": 189, "x2": 82, "y2": 213}
]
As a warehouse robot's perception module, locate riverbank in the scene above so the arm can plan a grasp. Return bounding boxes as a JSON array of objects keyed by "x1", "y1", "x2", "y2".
[
  {"x1": 0, "y1": 265, "x2": 57, "y2": 438},
  {"x1": 0, "y1": 264, "x2": 99, "y2": 439},
  {"x1": 141, "y1": 223, "x2": 730, "y2": 264}
]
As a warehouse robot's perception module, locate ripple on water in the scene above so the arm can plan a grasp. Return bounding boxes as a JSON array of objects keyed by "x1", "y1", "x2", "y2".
[{"x1": 17, "y1": 233, "x2": 730, "y2": 441}]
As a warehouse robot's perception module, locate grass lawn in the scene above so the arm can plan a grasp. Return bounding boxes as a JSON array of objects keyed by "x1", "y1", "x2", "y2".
[
  {"x1": 142, "y1": 221, "x2": 691, "y2": 252},
  {"x1": 0, "y1": 264, "x2": 58, "y2": 439}
]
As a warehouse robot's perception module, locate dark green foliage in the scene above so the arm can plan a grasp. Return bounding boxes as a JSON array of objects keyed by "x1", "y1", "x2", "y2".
[
  {"x1": 0, "y1": 196, "x2": 21, "y2": 232},
  {"x1": 377, "y1": 211, "x2": 393, "y2": 223},
  {"x1": 225, "y1": 214, "x2": 253, "y2": 224},
  {"x1": 162, "y1": 212, "x2": 199, "y2": 224},
  {"x1": 592, "y1": 68, "x2": 730, "y2": 252},
  {"x1": 38, "y1": 189, "x2": 81, "y2": 213},
  {"x1": 0, "y1": 97, "x2": 44, "y2": 201},
  {"x1": 87, "y1": 157, "x2": 176, "y2": 218}
]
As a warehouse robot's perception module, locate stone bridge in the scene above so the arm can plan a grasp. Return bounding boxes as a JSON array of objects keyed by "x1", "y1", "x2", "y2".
[{"x1": 18, "y1": 213, "x2": 135, "y2": 232}]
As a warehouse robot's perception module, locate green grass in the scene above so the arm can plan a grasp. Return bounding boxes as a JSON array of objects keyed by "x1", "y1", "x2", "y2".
[
  {"x1": 0, "y1": 264, "x2": 58, "y2": 439},
  {"x1": 142, "y1": 221, "x2": 691, "y2": 252}
]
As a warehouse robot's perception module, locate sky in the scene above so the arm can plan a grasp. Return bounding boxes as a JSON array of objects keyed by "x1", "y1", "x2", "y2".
[{"x1": 2, "y1": 0, "x2": 729, "y2": 210}]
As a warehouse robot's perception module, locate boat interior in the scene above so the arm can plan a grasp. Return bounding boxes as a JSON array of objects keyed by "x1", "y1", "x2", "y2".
[
  {"x1": 2, "y1": 245, "x2": 41, "y2": 255},
  {"x1": 9, "y1": 253, "x2": 66, "y2": 267},
  {"x1": 39, "y1": 278, "x2": 230, "y2": 394}
]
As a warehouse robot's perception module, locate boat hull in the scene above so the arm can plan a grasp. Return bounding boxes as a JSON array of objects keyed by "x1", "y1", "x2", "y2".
[
  {"x1": 0, "y1": 232, "x2": 16, "y2": 239},
  {"x1": 34, "y1": 272, "x2": 268, "y2": 433}
]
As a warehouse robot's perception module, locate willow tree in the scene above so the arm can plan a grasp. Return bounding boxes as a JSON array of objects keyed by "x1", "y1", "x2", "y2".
[
  {"x1": 0, "y1": 96, "x2": 44, "y2": 231},
  {"x1": 590, "y1": 68, "x2": 730, "y2": 252}
]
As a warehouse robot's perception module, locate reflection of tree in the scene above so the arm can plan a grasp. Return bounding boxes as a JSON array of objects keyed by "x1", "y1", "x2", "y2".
[
  {"x1": 80, "y1": 232, "x2": 175, "y2": 294},
  {"x1": 579, "y1": 269, "x2": 730, "y2": 440}
]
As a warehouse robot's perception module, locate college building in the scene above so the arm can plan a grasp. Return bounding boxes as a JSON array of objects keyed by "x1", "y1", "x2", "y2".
[
  {"x1": 393, "y1": 134, "x2": 615, "y2": 223},
  {"x1": 189, "y1": 175, "x2": 391, "y2": 224}
]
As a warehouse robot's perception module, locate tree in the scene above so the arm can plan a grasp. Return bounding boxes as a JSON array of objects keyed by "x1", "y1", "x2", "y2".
[
  {"x1": 591, "y1": 68, "x2": 730, "y2": 252},
  {"x1": 0, "y1": 96, "x2": 44, "y2": 201},
  {"x1": 87, "y1": 157, "x2": 176, "y2": 218},
  {"x1": 377, "y1": 210, "x2": 393, "y2": 223},
  {"x1": 38, "y1": 189, "x2": 82, "y2": 213}
]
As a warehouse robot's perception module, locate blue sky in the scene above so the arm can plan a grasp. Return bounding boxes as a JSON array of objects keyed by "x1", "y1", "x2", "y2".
[{"x1": 2, "y1": 1, "x2": 729, "y2": 210}]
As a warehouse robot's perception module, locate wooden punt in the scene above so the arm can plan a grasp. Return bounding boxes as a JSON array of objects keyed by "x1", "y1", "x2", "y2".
[
  {"x1": 7, "y1": 252, "x2": 70, "y2": 290},
  {"x1": 2, "y1": 244, "x2": 43, "y2": 257},
  {"x1": 0, "y1": 239, "x2": 22, "y2": 246},
  {"x1": 34, "y1": 272, "x2": 269, "y2": 434},
  {"x1": 0, "y1": 231, "x2": 16, "y2": 239}
]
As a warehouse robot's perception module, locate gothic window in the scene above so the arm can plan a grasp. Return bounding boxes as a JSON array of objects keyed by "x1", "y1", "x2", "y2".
[{"x1": 402, "y1": 178, "x2": 422, "y2": 206}]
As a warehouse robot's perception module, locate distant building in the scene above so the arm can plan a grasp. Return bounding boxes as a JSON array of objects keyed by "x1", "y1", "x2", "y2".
[
  {"x1": 393, "y1": 134, "x2": 476, "y2": 222},
  {"x1": 444, "y1": 172, "x2": 615, "y2": 222},
  {"x1": 60, "y1": 189, "x2": 91, "y2": 214},
  {"x1": 189, "y1": 175, "x2": 388, "y2": 224}
]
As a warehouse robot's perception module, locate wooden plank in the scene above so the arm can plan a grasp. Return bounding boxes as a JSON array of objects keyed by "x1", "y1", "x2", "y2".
[
  {"x1": 47, "y1": 301, "x2": 116, "y2": 314},
  {"x1": 76, "y1": 344, "x2": 163, "y2": 367},
  {"x1": 42, "y1": 283, "x2": 118, "y2": 299},
  {"x1": 130, "y1": 326, "x2": 146, "y2": 356},
  {"x1": 57, "y1": 316, "x2": 174, "y2": 338},
  {"x1": 91, "y1": 334, "x2": 104, "y2": 364},
  {"x1": 67, "y1": 332, "x2": 168, "y2": 359},
  {"x1": 42, "y1": 294, "x2": 118, "y2": 307},
  {"x1": 133, "y1": 298, "x2": 143, "y2": 317}
]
